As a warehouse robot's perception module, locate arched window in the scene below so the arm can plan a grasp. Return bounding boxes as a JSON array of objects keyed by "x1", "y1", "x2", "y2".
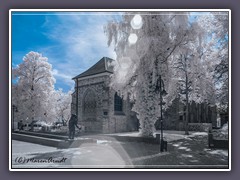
[
  {"x1": 83, "y1": 89, "x2": 96, "y2": 120},
  {"x1": 114, "y1": 92, "x2": 123, "y2": 112}
]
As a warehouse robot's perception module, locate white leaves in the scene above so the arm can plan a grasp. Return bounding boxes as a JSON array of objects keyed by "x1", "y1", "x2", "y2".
[
  {"x1": 104, "y1": 12, "x2": 228, "y2": 136},
  {"x1": 53, "y1": 89, "x2": 72, "y2": 123},
  {"x1": 196, "y1": 12, "x2": 229, "y2": 108},
  {"x1": 12, "y1": 51, "x2": 71, "y2": 123}
]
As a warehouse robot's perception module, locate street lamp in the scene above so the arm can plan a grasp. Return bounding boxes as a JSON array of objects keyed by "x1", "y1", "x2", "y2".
[
  {"x1": 155, "y1": 75, "x2": 167, "y2": 152},
  {"x1": 12, "y1": 105, "x2": 18, "y2": 131}
]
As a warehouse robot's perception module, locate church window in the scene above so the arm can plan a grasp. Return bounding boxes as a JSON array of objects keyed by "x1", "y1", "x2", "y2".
[
  {"x1": 179, "y1": 115, "x2": 183, "y2": 121},
  {"x1": 83, "y1": 89, "x2": 96, "y2": 120},
  {"x1": 114, "y1": 92, "x2": 123, "y2": 112}
]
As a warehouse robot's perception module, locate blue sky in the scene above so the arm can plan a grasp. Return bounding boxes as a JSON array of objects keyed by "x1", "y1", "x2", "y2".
[
  {"x1": 11, "y1": 11, "x2": 211, "y2": 92},
  {"x1": 12, "y1": 12, "x2": 119, "y2": 92}
]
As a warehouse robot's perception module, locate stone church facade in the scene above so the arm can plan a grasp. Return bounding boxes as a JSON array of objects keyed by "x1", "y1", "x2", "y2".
[{"x1": 71, "y1": 57, "x2": 138, "y2": 133}]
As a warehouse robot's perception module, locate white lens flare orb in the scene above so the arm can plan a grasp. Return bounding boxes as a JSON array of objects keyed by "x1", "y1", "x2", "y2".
[
  {"x1": 128, "y1": 33, "x2": 138, "y2": 44},
  {"x1": 131, "y1": 14, "x2": 143, "y2": 29}
]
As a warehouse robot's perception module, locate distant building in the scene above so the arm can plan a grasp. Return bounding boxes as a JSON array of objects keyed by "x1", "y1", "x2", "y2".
[
  {"x1": 162, "y1": 98, "x2": 218, "y2": 131},
  {"x1": 71, "y1": 57, "x2": 138, "y2": 133}
]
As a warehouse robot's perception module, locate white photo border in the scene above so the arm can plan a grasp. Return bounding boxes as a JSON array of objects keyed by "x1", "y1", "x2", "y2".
[{"x1": 9, "y1": 9, "x2": 231, "y2": 172}]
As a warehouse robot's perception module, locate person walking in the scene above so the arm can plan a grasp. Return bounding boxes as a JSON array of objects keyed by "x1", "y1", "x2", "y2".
[
  {"x1": 18, "y1": 120, "x2": 24, "y2": 131},
  {"x1": 68, "y1": 114, "x2": 81, "y2": 140}
]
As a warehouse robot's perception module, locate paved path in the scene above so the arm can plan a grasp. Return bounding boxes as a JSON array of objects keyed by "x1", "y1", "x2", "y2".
[
  {"x1": 12, "y1": 140, "x2": 133, "y2": 168},
  {"x1": 11, "y1": 133, "x2": 229, "y2": 169}
]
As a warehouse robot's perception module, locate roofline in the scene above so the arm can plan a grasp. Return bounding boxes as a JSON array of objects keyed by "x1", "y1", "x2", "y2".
[
  {"x1": 72, "y1": 71, "x2": 113, "y2": 80},
  {"x1": 72, "y1": 56, "x2": 114, "y2": 80}
]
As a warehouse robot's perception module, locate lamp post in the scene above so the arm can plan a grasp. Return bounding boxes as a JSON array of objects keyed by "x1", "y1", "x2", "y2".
[
  {"x1": 155, "y1": 75, "x2": 167, "y2": 152},
  {"x1": 12, "y1": 105, "x2": 18, "y2": 131}
]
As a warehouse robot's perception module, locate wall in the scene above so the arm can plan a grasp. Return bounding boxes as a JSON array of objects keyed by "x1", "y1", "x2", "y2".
[
  {"x1": 188, "y1": 123, "x2": 212, "y2": 132},
  {"x1": 72, "y1": 75, "x2": 110, "y2": 133},
  {"x1": 71, "y1": 74, "x2": 136, "y2": 134},
  {"x1": 107, "y1": 88, "x2": 129, "y2": 133},
  {"x1": 164, "y1": 98, "x2": 217, "y2": 131}
]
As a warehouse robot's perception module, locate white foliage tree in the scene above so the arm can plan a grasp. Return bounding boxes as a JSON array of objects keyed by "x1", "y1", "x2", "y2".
[
  {"x1": 12, "y1": 51, "x2": 56, "y2": 125},
  {"x1": 53, "y1": 89, "x2": 72, "y2": 125},
  {"x1": 105, "y1": 12, "x2": 198, "y2": 137},
  {"x1": 171, "y1": 45, "x2": 216, "y2": 134},
  {"x1": 197, "y1": 12, "x2": 229, "y2": 111},
  {"x1": 170, "y1": 19, "x2": 218, "y2": 133}
]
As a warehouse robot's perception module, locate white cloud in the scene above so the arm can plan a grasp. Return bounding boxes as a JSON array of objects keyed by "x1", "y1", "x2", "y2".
[
  {"x1": 52, "y1": 69, "x2": 71, "y2": 80},
  {"x1": 59, "y1": 14, "x2": 116, "y2": 66},
  {"x1": 42, "y1": 12, "x2": 118, "y2": 90},
  {"x1": 52, "y1": 69, "x2": 74, "y2": 86}
]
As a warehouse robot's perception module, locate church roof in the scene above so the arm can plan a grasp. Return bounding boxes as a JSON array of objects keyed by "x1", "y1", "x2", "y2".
[{"x1": 72, "y1": 57, "x2": 114, "y2": 79}]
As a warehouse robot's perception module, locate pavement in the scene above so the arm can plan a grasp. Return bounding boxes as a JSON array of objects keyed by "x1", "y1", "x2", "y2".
[{"x1": 11, "y1": 131, "x2": 229, "y2": 169}]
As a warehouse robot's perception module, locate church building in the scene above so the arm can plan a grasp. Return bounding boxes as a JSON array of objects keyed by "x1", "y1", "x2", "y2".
[
  {"x1": 71, "y1": 57, "x2": 218, "y2": 134},
  {"x1": 71, "y1": 57, "x2": 138, "y2": 133}
]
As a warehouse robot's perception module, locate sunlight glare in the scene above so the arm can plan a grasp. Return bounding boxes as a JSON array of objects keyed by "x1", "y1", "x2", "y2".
[
  {"x1": 131, "y1": 14, "x2": 143, "y2": 29},
  {"x1": 128, "y1": 33, "x2": 138, "y2": 44}
]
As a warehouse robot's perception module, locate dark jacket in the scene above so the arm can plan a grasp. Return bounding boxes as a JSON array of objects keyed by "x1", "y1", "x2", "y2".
[{"x1": 68, "y1": 115, "x2": 79, "y2": 130}]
